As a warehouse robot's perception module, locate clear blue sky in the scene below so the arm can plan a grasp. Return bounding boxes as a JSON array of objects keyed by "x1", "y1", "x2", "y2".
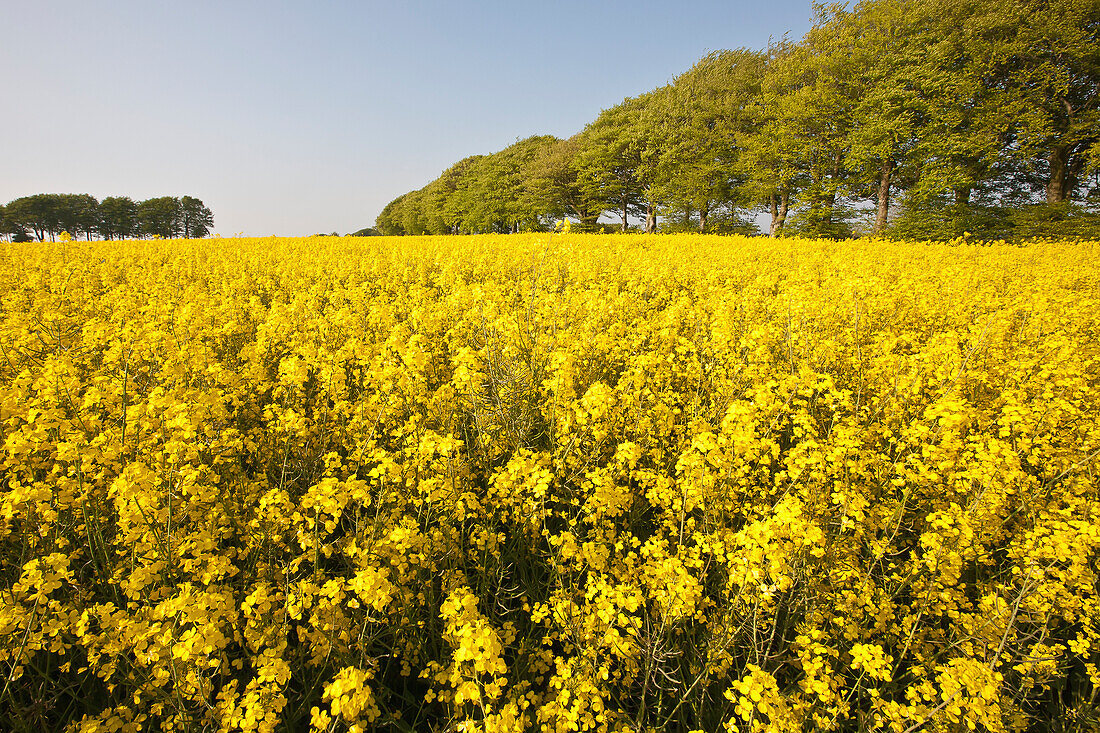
[{"x1": 2, "y1": 1, "x2": 816, "y2": 236}]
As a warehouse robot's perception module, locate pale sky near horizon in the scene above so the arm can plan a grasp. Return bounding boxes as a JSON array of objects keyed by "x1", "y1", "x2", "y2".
[{"x1": 2, "y1": 1, "x2": 816, "y2": 236}]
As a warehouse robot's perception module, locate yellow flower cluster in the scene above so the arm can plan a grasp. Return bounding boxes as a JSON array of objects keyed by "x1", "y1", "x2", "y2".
[{"x1": 0, "y1": 234, "x2": 1098, "y2": 732}]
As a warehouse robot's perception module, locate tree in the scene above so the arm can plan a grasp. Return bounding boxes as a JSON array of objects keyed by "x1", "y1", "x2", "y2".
[
  {"x1": 777, "y1": 5, "x2": 860, "y2": 238},
  {"x1": 576, "y1": 98, "x2": 650, "y2": 233},
  {"x1": 0, "y1": 205, "x2": 22, "y2": 242},
  {"x1": 737, "y1": 41, "x2": 808, "y2": 237},
  {"x1": 6, "y1": 195, "x2": 59, "y2": 241},
  {"x1": 529, "y1": 135, "x2": 605, "y2": 230},
  {"x1": 399, "y1": 189, "x2": 428, "y2": 236},
  {"x1": 838, "y1": 0, "x2": 927, "y2": 234},
  {"x1": 99, "y1": 196, "x2": 138, "y2": 240},
  {"x1": 137, "y1": 196, "x2": 183, "y2": 238},
  {"x1": 376, "y1": 194, "x2": 409, "y2": 235},
  {"x1": 422, "y1": 156, "x2": 483, "y2": 234},
  {"x1": 651, "y1": 49, "x2": 766, "y2": 232},
  {"x1": 996, "y1": 0, "x2": 1100, "y2": 203},
  {"x1": 498, "y1": 135, "x2": 560, "y2": 232},
  {"x1": 51, "y1": 194, "x2": 100, "y2": 240},
  {"x1": 180, "y1": 196, "x2": 214, "y2": 238},
  {"x1": 902, "y1": 0, "x2": 1020, "y2": 211}
]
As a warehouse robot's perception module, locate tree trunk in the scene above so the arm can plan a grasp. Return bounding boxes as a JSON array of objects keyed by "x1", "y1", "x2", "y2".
[
  {"x1": 775, "y1": 192, "x2": 789, "y2": 236},
  {"x1": 769, "y1": 194, "x2": 779, "y2": 238},
  {"x1": 698, "y1": 204, "x2": 708, "y2": 233},
  {"x1": 645, "y1": 204, "x2": 656, "y2": 234},
  {"x1": 874, "y1": 160, "x2": 893, "y2": 236},
  {"x1": 621, "y1": 196, "x2": 628, "y2": 233},
  {"x1": 1046, "y1": 145, "x2": 1069, "y2": 203}
]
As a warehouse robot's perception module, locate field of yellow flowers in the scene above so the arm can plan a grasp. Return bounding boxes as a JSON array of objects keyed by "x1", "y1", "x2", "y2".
[{"x1": 0, "y1": 234, "x2": 1098, "y2": 732}]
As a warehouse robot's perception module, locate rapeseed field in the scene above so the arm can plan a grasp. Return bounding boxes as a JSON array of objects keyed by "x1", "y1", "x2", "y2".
[{"x1": 1, "y1": 235, "x2": 1097, "y2": 732}]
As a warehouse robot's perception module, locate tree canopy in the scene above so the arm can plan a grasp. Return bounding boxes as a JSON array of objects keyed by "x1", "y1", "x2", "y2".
[
  {"x1": 376, "y1": 0, "x2": 1100, "y2": 239},
  {"x1": 1, "y1": 194, "x2": 214, "y2": 242}
]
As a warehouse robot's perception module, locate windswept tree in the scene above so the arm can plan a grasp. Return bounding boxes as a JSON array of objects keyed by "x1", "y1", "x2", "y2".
[
  {"x1": 0, "y1": 205, "x2": 16, "y2": 242},
  {"x1": 653, "y1": 49, "x2": 766, "y2": 232},
  {"x1": 374, "y1": 0, "x2": 1099, "y2": 240},
  {"x1": 839, "y1": 0, "x2": 926, "y2": 234},
  {"x1": 399, "y1": 189, "x2": 428, "y2": 236},
  {"x1": 576, "y1": 97, "x2": 650, "y2": 233},
  {"x1": 499, "y1": 135, "x2": 560, "y2": 232},
  {"x1": 529, "y1": 135, "x2": 605, "y2": 230},
  {"x1": 737, "y1": 41, "x2": 806, "y2": 237},
  {"x1": 777, "y1": 6, "x2": 860, "y2": 237},
  {"x1": 902, "y1": 0, "x2": 1013, "y2": 209},
  {"x1": 423, "y1": 156, "x2": 484, "y2": 234},
  {"x1": 0, "y1": 205, "x2": 22, "y2": 242},
  {"x1": 456, "y1": 153, "x2": 514, "y2": 233}
]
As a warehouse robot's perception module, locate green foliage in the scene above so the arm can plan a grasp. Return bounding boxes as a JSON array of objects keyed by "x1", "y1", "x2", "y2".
[
  {"x1": 180, "y1": 195, "x2": 214, "y2": 238},
  {"x1": 98, "y1": 196, "x2": 138, "y2": 240},
  {"x1": 376, "y1": 0, "x2": 1100, "y2": 239},
  {"x1": 2, "y1": 194, "x2": 213, "y2": 240}
]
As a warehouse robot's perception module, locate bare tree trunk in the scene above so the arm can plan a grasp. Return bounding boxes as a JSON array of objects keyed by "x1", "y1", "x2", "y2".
[
  {"x1": 1046, "y1": 145, "x2": 1069, "y2": 203},
  {"x1": 645, "y1": 204, "x2": 656, "y2": 234},
  {"x1": 698, "y1": 204, "x2": 708, "y2": 233},
  {"x1": 769, "y1": 194, "x2": 779, "y2": 237},
  {"x1": 874, "y1": 160, "x2": 893, "y2": 235},
  {"x1": 621, "y1": 196, "x2": 628, "y2": 233}
]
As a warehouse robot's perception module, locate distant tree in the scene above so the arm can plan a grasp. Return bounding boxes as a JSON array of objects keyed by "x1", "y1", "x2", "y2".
[
  {"x1": 6, "y1": 194, "x2": 58, "y2": 241},
  {"x1": 375, "y1": 194, "x2": 409, "y2": 235},
  {"x1": 180, "y1": 196, "x2": 214, "y2": 238},
  {"x1": 399, "y1": 189, "x2": 428, "y2": 236},
  {"x1": 137, "y1": 196, "x2": 183, "y2": 238},
  {"x1": 98, "y1": 196, "x2": 139, "y2": 240},
  {"x1": 0, "y1": 205, "x2": 18, "y2": 242},
  {"x1": 51, "y1": 194, "x2": 100, "y2": 240}
]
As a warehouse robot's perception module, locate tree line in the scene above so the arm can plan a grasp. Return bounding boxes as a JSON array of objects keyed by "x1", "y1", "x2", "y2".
[
  {"x1": 377, "y1": 0, "x2": 1099, "y2": 240},
  {"x1": 0, "y1": 194, "x2": 214, "y2": 242}
]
